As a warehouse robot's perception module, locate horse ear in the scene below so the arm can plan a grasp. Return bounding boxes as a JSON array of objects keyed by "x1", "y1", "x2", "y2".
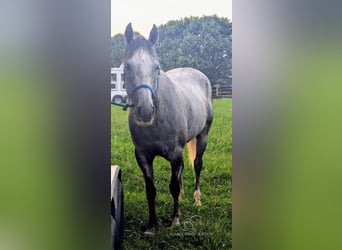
[
  {"x1": 125, "y1": 22, "x2": 133, "y2": 44},
  {"x1": 148, "y1": 24, "x2": 158, "y2": 45}
]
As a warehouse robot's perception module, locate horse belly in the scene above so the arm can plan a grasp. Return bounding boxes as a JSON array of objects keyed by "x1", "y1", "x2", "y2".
[
  {"x1": 167, "y1": 69, "x2": 211, "y2": 140},
  {"x1": 185, "y1": 99, "x2": 208, "y2": 141}
]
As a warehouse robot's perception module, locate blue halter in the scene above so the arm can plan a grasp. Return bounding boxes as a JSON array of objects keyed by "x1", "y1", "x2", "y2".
[
  {"x1": 132, "y1": 83, "x2": 158, "y2": 98},
  {"x1": 130, "y1": 65, "x2": 160, "y2": 98},
  {"x1": 111, "y1": 66, "x2": 160, "y2": 111},
  {"x1": 131, "y1": 83, "x2": 158, "y2": 98}
]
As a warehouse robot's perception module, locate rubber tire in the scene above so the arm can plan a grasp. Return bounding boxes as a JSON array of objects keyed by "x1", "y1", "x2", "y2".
[
  {"x1": 115, "y1": 180, "x2": 124, "y2": 249},
  {"x1": 112, "y1": 95, "x2": 123, "y2": 104},
  {"x1": 111, "y1": 174, "x2": 124, "y2": 250}
]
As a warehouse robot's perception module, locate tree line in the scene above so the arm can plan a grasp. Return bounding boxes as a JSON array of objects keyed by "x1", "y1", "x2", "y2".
[{"x1": 111, "y1": 15, "x2": 232, "y2": 86}]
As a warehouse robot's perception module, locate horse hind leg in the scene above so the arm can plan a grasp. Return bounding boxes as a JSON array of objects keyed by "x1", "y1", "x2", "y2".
[
  {"x1": 193, "y1": 155, "x2": 203, "y2": 207},
  {"x1": 193, "y1": 100, "x2": 213, "y2": 206},
  {"x1": 179, "y1": 166, "x2": 184, "y2": 200},
  {"x1": 193, "y1": 129, "x2": 210, "y2": 206}
]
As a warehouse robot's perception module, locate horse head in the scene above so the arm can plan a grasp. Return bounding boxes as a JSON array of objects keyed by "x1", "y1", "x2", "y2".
[{"x1": 124, "y1": 23, "x2": 160, "y2": 126}]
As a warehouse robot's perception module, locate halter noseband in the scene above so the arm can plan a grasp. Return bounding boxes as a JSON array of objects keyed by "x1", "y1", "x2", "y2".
[
  {"x1": 131, "y1": 83, "x2": 157, "y2": 98},
  {"x1": 130, "y1": 65, "x2": 160, "y2": 99}
]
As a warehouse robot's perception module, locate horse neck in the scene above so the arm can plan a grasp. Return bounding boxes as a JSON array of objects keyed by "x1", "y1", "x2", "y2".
[{"x1": 154, "y1": 72, "x2": 178, "y2": 116}]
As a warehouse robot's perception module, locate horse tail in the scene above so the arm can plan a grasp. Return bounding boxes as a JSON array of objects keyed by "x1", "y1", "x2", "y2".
[{"x1": 187, "y1": 138, "x2": 197, "y2": 167}]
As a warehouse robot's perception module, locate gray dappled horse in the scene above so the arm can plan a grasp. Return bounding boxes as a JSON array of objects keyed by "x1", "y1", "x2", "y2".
[{"x1": 124, "y1": 23, "x2": 213, "y2": 234}]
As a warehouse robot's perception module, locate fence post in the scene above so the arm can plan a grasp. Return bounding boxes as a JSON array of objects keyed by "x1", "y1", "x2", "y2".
[{"x1": 215, "y1": 84, "x2": 219, "y2": 97}]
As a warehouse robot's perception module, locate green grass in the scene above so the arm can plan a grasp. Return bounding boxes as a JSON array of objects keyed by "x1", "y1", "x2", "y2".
[{"x1": 111, "y1": 99, "x2": 232, "y2": 249}]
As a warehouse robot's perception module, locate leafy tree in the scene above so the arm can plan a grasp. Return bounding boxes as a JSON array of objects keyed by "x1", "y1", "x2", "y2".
[
  {"x1": 111, "y1": 34, "x2": 125, "y2": 67},
  {"x1": 157, "y1": 15, "x2": 232, "y2": 85},
  {"x1": 111, "y1": 16, "x2": 232, "y2": 85},
  {"x1": 111, "y1": 32, "x2": 141, "y2": 67}
]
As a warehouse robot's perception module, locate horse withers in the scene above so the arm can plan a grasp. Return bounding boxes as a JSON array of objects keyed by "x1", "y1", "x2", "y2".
[{"x1": 123, "y1": 23, "x2": 213, "y2": 234}]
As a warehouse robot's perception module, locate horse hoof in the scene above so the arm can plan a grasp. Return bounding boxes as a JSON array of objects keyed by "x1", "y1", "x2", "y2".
[
  {"x1": 193, "y1": 190, "x2": 202, "y2": 206},
  {"x1": 178, "y1": 190, "x2": 184, "y2": 200},
  {"x1": 173, "y1": 217, "x2": 180, "y2": 226},
  {"x1": 194, "y1": 200, "x2": 202, "y2": 206},
  {"x1": 144, "y1": 227, "x2": 156, "y2": 235}
]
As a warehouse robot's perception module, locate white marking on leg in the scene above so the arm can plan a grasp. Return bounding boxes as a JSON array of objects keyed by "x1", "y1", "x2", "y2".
[
  {"x1": 179, "y1": 185, "x2": 184, "y2": 200},
  {"x1": 173, "y1": 216, "x2": 180, "y2": 226},
  {"x1": 194, "y1": 190, "x2": 202, "y2": 206}
]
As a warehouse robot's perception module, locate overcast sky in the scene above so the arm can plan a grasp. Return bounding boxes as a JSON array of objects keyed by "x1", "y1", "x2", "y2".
[{"x1": 111, "y1": 0, "x2": 232, "y2": 37}]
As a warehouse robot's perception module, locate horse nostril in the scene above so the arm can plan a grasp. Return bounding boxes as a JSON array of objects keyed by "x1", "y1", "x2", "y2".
[
  {"x1": 137, "y1": 106, "x2": 142, "y2": 117},
  {"x1": 136, "y1": 104, "x2": 154, "y2": 123}
]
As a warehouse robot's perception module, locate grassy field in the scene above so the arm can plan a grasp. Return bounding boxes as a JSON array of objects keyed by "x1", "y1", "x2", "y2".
[{"x1": 111, "y1": 99, "x2": 232, "y2": 249}]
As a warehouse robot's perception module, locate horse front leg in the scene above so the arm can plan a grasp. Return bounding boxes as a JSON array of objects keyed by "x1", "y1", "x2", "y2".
[
  {"x1": 169, "y1": 147, "x2": 184, "y2": 225},
  {"x1": 135, "y1": 149, "x2": 157, "y2": 234}
]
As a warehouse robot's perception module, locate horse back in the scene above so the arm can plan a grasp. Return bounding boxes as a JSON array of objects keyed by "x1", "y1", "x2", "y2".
[{"x1": 166, "y1": 68, "x2": 212, "y2": 101}]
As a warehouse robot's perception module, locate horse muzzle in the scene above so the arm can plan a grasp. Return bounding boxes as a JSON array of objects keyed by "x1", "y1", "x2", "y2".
[
  {"x1": 130, "y1": 83, "x2": 157, "y2": 126},
  {"x1": 135, "y1": 101, "x2": 155, "y2": 126}
]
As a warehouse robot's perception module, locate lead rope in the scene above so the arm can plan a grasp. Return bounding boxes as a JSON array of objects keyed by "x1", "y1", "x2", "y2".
[{"x1": 111, "y1": 101, "x2": 133, "y2": 111}]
